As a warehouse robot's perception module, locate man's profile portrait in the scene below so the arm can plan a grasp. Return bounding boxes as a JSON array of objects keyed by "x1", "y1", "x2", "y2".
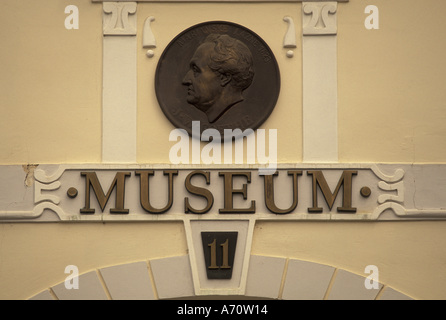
[{"x1": 182, "y1": 33, "x2": 255, "y2": 123}]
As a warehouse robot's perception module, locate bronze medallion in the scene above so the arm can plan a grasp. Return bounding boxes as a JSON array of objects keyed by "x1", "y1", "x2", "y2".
[{"x1": 155, "y1": 21, "x2": 281, "y2": 140}]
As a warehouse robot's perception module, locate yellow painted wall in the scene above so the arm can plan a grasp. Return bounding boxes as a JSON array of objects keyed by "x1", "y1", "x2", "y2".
[
  {"x1": 338, "y1": 0, "x2": 446, "y2": 163},
  {"x1": 2, "y1": 0, "x2": 445, "y2": 165},
  {"x1": 0, "y1": 0, "x2": 102, "y2": 164},
  {"x1": 0, "y1": 0, "x2": 446, "y2": 300}
]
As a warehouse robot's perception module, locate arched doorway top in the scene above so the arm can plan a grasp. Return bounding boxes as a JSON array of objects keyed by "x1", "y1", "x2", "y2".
[{"x1": 29, "y1": 255, "x2": 413, "y2": 300}]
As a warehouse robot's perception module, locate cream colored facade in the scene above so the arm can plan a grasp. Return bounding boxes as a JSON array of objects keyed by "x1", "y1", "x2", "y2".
[{"x1": 1, "y1": 0, "x2": 446, "y2": 300}]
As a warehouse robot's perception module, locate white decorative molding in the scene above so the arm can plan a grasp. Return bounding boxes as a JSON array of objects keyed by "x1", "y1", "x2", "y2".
[
  {"x1": 378, "y1": 181, "x2": 404, "y2": 204},
  {"x1": 34, "y1": 166, "x2": 65, "y2": 184},
  {"x1": 302, "y1": 1, "x2": 338, "y2": 162},
  {"x1": 143, "y1": 16, "x2": 156, "y2": 58},
  {"x1": 103, "y1": 2, "x2": 137, "y2": 36},
  {"x1": 373, "y1": 202, "x2": 446, "y2": 219},
  {"x1": 34, "y1": 181, "x2": 61, "y2": 205},
  {"x1": 0, "y1": 202, "x2": 65, "y2": 220},
  {"x1": 102, "y1": 2, "x2": 138, "y2": 163},
  {"x1": 2, "y1": 163, "x2": 446, "y2": 222},
  {"x1": 369, "y1": 166, "x2": 446, "y2": 219},
  {"x1": 0, "y1": 165, "x2": 67, "y2": 220},
  {"x1": 283, "y1": 16, "x2": 297, "y2": 58},
  {"x1": 370, "y1": 165, "x2": 405, "y2": 205},
  {"x1": 303, "y1": 2, "x2": 337, "y2": 35},
  {"x1": 370, "y1": 165, "x2": 405, "y2": 183}
]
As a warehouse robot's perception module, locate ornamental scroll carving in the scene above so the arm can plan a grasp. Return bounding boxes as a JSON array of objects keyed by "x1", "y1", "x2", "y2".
[
  {"x1": 103, "y1": 2, "x2": 137, "y2": 35},
  {"x1": 303, "y1": 2, "x2": 337, "y2": 35}
]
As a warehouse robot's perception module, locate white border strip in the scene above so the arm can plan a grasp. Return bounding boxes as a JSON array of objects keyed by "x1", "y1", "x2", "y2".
[{"x1": 102, "y1": 3, "x2": 137, "y2": 163}]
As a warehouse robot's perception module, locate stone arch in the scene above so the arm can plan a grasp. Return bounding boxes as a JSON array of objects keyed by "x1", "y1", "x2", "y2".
[{"x1": 29, "y1": 255, "x2": 413, "y2": 300}]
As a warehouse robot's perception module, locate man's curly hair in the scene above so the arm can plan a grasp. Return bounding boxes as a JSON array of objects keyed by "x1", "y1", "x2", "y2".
[{"x1": 203, "y1": 34, "x2": 255, "y2": 90}]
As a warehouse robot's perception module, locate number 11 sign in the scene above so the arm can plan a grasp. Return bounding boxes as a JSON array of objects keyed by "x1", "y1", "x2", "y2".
[{"x1": 201, "y1": 232, "x2": 238, "y2": 280}]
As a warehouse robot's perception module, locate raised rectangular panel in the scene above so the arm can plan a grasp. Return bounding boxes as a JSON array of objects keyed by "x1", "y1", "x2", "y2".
[
  {"x1": 282, "y1": 259, "x2": 335, "y2": 300},
  {"x1": 245, "y1": 255, "x2": 286, "y2": 299},
  {"x1": 150, "y1": 255, "x2": 195, "y2": 299},
  {"x1": 327, "y1": 269, "x2": 382, "y2": 300},
  {"x1": 99, "y1": 261, "x2": 155, "y2": 300},
  {"x1": 302, "y1": 2, "x2": 338, "y2": 162},
  {"x1": 51, "y1": 271, "x2": 108, "y2": 300},
  {"x1": 102, "y1": 2, "x2": 137, "y2": 163}
]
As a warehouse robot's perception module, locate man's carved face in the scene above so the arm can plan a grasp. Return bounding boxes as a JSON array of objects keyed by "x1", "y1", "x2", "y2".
[{"x1": 182, "y1": 42, "x2": 224, "y2": 113}]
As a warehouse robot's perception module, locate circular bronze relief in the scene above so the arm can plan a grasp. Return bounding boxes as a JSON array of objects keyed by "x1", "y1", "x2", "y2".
[{"x1": 155, "y1": 21, "x2": 281, "y2": 140}]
